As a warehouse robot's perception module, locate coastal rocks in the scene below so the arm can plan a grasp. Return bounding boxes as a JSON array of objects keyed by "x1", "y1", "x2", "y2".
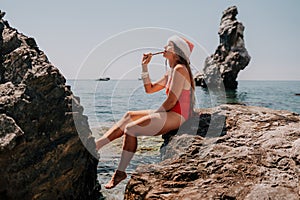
[
  {"x1": 195, "y1": 6, "x2": 251, "y2": 89},
  {"x1": 124, "y1": 105, "x2": 300, "y2": 199},
  {"x1": 0, "y1": 13, "x2": 101, "y2": 199}
]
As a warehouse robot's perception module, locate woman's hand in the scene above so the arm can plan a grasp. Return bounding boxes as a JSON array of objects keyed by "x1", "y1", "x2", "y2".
[{"x1": 142, "y1": 53, "x2": 152, "y2": 65}]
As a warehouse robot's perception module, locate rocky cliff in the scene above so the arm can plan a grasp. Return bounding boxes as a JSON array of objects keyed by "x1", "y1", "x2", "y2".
[
  {"x1": 125, "y1": 105, "x2": 300, "y2": 199},
  {"x1": 0, "y1": 11, "x2": 101, "y2": 199},
  {"x1": 195, "y1": 6, "x2": 251, "y2": 89}
]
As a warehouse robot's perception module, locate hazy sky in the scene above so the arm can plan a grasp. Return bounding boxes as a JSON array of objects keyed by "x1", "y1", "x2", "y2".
[{"x1": 2, "y1": 0, "x2": 300, "y2": 80}]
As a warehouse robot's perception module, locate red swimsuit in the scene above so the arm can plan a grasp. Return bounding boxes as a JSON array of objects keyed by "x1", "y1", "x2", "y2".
[
  {"x1": 166, "y1": 75, "x2": 191, "y2": 120},
  {"x1": 169, "y1": 89, "x2": 191, "y2": 120}
]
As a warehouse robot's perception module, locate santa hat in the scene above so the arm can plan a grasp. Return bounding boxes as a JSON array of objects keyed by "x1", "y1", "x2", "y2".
[{"x1": 167, "y1": 35, "x2": 194, "y2": 61}]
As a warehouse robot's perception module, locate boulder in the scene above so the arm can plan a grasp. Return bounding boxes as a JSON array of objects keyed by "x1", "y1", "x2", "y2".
[
  {"x1": 0, "y1": 12, "x2": 101, "y2": 199},
  {"x1": 125, "y1": 105, "x2": 300, "y2": 199},
  {"x1": 195, "y1": 6, "x2": 251, "y2": 89}
]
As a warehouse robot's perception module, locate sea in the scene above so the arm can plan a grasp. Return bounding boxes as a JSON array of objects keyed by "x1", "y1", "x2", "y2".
[{"x1": 67, "y1": 79, "x2": 300, "y2": 200}]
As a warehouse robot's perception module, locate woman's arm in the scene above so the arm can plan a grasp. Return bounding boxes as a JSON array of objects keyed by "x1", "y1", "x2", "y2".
[
  {"x1": 142, "y1": 71, "x2": 167, "y2": 94},
  {"x1": 156, "y1": 64, "x2": 186, "y2": 112},
  {"x1": 141, "y1": 53, "x2": 167, "y2": 93}
]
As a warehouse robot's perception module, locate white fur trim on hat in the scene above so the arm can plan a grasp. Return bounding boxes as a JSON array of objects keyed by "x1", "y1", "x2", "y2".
[{"x1": 167, "y1": 35, "x2": 194, "y2": 60}]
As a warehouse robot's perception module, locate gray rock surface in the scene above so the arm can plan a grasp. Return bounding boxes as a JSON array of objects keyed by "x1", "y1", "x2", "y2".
[
  {"x1": 195, "y1": 6, "x2": 251, "y2": 89},
  {"x1": 0, "y1": 12, "x2": 101, "y2": 199},
  {"x1": 125, "y1": 105, "x2": 300, "y2": 199}
]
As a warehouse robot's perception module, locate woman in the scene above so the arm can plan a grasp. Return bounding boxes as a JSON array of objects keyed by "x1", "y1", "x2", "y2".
[{"x1": 95, "y1": 35, "x2": 195, "y2": 189}]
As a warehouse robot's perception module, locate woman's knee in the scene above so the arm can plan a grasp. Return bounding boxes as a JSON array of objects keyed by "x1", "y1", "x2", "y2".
[
  {"x1": 123, "y1": 111, "x2": 131, "y2": 119},
  {"x1": 124, "y1": 123, "x2": 137, "y2": 137},
  {"x1": 123, "y1": 111, "x2": 137, "y2": 121}
]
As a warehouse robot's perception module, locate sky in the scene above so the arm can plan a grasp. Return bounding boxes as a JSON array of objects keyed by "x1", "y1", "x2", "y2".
[{"x1": 1, "y1": 0, "x2": 300, "y2": 80}]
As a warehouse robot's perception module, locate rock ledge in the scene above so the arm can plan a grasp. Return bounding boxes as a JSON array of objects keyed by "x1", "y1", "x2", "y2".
[{"x1": 125, "y1": 105, "x2": 300, "y2": 200}]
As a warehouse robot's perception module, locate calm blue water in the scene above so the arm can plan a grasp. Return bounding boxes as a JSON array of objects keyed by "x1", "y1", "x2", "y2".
[{"x1": 67, "y1": 80, "x2": 300, "y2": 128}]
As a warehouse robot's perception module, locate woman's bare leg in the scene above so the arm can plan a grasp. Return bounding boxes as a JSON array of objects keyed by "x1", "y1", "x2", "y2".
[
  {"x1": 104, "y1": 134, "x2": 136, "y2": 189},
  {"x1": 95, "y1": 110, "x2": 151, "y2": 150},
  {"x1": 105, "y1": 111, "x2": 185, "y2": 189}
]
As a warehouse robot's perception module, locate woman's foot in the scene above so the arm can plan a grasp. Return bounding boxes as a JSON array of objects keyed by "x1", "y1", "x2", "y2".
[{"x1": 105, "y1": 170, "x2": 127, "y2": 189}]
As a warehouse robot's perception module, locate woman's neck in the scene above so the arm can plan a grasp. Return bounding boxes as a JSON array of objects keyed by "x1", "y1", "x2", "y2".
[{"x1": 169, "y1": 59, "x2": 177, "y2": 68}]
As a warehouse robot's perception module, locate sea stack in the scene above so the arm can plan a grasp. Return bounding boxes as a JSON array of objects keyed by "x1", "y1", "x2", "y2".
[
  {"x1": 195, "y1": 6, "x2": 251, "y2": 89},
  {"x1": 0, "y1": 11, "x2": 101, "y2": 199}
]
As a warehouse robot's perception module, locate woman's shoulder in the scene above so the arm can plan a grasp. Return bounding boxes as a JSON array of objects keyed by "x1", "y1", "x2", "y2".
[
  {"x1": 174, "y1": 64, "x2": 188, "y2": 75},
  {"x1": 174, "y1": 63, "x2": 185, "y2": 69}
]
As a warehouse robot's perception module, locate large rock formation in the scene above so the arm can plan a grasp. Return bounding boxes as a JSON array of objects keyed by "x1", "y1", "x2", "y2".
[
  {"x1": 0, "y1": 11, "x2": 101, "y2": 199},
  {"x1": 125, "y1": 105, "x2": 300, "y2": 199},
  {"x1": 195, "y1": 6, "x2": 251, "y2": 89}
]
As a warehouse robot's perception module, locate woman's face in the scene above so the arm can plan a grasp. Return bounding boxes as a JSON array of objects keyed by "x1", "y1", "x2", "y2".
[{"x1": 163, "y1": 41, "x2": 175, "y2": 59}]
